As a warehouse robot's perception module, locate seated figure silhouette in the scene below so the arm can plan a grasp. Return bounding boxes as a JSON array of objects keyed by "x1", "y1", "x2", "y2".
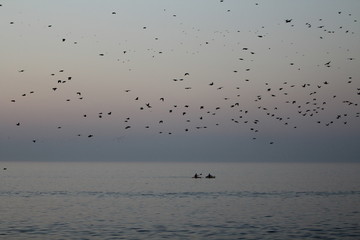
[
  {"x1": 205, "y1": 173, "x2": 215, "y2": 179},
  {"x1": 192, "y1": 173, "x2": 202, "y2": 178}
]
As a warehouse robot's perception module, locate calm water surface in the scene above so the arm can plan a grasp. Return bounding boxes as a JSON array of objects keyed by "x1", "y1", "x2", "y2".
[{"x1": 1, "y1": 162, "x2": 360, "y2": 239}]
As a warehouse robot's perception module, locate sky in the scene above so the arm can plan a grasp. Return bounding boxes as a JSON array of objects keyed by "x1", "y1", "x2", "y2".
[{"x1": 0, "y1": 0, "x2": 359, "y2": 162}]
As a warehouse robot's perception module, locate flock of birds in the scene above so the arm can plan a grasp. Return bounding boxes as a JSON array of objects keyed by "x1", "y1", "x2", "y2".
[{"x1": 2, "y1": 1, "x2": 359, "y2": 148}]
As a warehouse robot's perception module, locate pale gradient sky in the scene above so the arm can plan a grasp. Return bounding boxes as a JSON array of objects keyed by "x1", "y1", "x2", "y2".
[{"x1": 1, "y1": 0, "x2": 359, "y2": 162}]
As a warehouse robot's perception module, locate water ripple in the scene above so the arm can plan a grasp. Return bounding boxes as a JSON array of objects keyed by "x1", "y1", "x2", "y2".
[{"x1": 1, "y1": 190, "x2": 360, "y2": 199}]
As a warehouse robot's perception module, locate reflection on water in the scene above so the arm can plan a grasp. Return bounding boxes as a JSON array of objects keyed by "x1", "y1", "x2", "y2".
[{"x1": 1, "y1": 162, "x2": 360, "y2": 239}]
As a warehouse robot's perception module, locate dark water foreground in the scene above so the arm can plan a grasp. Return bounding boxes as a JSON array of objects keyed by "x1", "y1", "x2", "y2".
[{"x1": 1, "y1": 162, "x2": 359, "y2": 239}]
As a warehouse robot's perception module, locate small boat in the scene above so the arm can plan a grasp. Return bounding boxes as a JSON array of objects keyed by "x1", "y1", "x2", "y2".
[
  {"x1": 205, "y1": 174, "x2": 215, "y2": 179},
  {"x1": 192, "y1": 173, "x2": 202, "y2": 179}
]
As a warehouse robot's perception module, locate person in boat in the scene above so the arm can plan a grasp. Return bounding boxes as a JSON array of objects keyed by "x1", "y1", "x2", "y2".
[
  {"x1": 193, "y1": 173, "x2": 201, "y2": 178},
  {"x1": 205, "y1": 173, "x2": 215, "y2": 178}
]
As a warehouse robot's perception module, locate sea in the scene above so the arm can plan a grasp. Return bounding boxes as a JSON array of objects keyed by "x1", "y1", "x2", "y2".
[{"x1": 0, "y1": 161, "x2": 359, "y2": 240}]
